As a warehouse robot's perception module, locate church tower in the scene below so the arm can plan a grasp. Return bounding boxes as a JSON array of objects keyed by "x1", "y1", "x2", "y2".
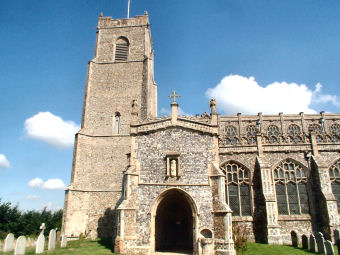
[{"x1": 62, "y1": 12, "x2": 157, "y2": 238}]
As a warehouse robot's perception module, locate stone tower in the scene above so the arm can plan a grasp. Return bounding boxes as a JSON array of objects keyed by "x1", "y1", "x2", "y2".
[{"x1": 62, "y1": 12, "x2": 157, "y2": 238}]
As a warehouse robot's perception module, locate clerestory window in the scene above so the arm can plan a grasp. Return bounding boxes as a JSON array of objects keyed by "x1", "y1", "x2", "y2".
[
  {"x1": 273, "y1": 159, "x2": 310, "y2": 215},
  {"x1": 267, "y1": 125, "x2": 280, "y2": 143},
  {"x1": 287, "y1": 124, "x2": 302, "y2": 143},
  {"x1": 329, "y1": 159, "x2": 340, "y2": 213},
  {"x1": 225, "y1": 126, "x2": 237, "y2": 145},
  {"x1": 221, "y1": 162, "x2": 251, "y2": 216},
  {"x1": 115, "y1": 37, "x2": 129, "y2": 61},
  {"x1": 331, "y1": 124, "x2": 340, "y2": 142},
  {"x1": 246, "y1": 125, "x2": 257, "y2": 144}
]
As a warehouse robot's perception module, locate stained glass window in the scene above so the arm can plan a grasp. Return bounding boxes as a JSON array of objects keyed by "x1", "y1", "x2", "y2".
[
  {"x1": 329, "y1": 159, "x2": 340, "y2": 213},
  {"x1": 225, "y1": 126, "x2": 238, "y2": 145},
  {"x1": 221, "y1": 162, "x2": 252, "y2": 216},
  {"x1": 273, "y1": 159, "x2": 310, "y2": 215}
]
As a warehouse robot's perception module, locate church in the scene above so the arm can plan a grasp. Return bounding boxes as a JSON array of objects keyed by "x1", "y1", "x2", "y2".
[{"x1": 62, "y1": 12, "x2": 340, "y2": 255}]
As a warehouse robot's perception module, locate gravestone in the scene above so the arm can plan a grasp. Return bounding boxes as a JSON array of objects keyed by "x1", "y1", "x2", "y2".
[
  {"x1": 291, "y1": 231, "x2": 298, "y2": 247},
  {"x1": 310, "y1": 234, "x2": 316, "y2": 252},
  {"x1": 48, "y1": 229, "x2": 57, "y2": 251},
  {"x1": 35, "y1": 233, "x2": 45, "y2": 254},
  {"x1": 302, "y1": 234, "x2": 308, "y2": 249},
  {"x1": 14, "y1": 236, "x2": 26, "y2": 255},
  {"x1": 36, "y1": 222, "x2": 46, "y2": 254},
  {"x1": 3, "y1": 233, "x2": 14, "y2": 252},
  {"x1": 61, "y1": 234, "x2": 68, "y2": 248},
  {"x1": 325, "y1": 240, "x2": 334, "y2": 255},
  {"x1": 316, "y1": 232, "x2": 326, "y2": 254},
  {"x1": 334, "y1": 229, "x2": 340, "y2": 243}
]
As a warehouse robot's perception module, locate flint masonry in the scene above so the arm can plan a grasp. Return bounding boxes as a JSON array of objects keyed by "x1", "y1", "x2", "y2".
[{"x1": 62, "y1": 12, "x2": 340, "y2": 255}]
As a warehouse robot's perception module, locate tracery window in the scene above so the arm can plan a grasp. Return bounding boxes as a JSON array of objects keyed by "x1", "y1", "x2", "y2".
[
  {"x1": 287, "y1": 124, "x2": 302, "y2": 143},
  {"x1": 267, "y1": 125, "x2": 280, "y2": 143},
  {"x1": 246, "y1": 125, "x2": 257, "y2": 144},
  {"x1": 225, "y1": 126, "x2": 238, "y2": 145},
  {"x1": 329, "y1": 159, "x2": 340, "y2": 213},
  {"x1": 330, "y1": 124, "x2": 340, "y2": 142},
  {"x1": 115, "y1": 37, "x2": 129, "y2": 61},
  {"x1": 308, "y1": 123, "x2": 323, "y2": 142},
  {"x1": 273, "y1": 160, "x2": 309, "y2": 215},
  {"x1": 221, "y1": 162, "x2": 251, "y2": 216}
]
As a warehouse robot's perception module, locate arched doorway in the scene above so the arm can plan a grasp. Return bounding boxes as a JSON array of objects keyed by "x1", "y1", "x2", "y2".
[{"x1": 155, "y1": 190, "x2": 193, "y2": 252}]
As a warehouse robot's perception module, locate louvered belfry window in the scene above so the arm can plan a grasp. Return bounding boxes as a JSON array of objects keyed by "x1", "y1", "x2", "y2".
[
  {"x1": 221, "y1": 162, "x2": 252, "y2": 216},
  {"x1": 115, "y1": 37, "x2": 129, "y2": 61},
  {"x1": 273, "y1": 159, "x2": 310, "y2": 215}
]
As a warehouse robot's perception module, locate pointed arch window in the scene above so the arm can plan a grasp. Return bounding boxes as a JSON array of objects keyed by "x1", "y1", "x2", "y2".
[
  {"x1": 115, "y1": 37, "x2": 129, "y2": 61},
  {"x1": 246, "y1": 125, "x2": 257, "y2": 144},
  {"x1": 273, "y1": 159, "x2": 310, "y2": 215},
  {"x1": 267, "y1": 125, "x2": 280, "y2": 143},
  {"x1": 221, "y1": 162, "x2": 251, "y2": 216},
  {"x1": 225, "y1": 126, "x2": 237, "y2": 145},
  {"x1": 330, "y1": 124, "x2": 340, "y2": 142},
  {"x1": 329, "y1": 159, "x2": 340, "y2": 213},
  {"x1": 287, "y1": 124, "x2": 302, "y2": 143},
  {"x1": 113, "y1": 112, "x2": 121, "y2": 134}
]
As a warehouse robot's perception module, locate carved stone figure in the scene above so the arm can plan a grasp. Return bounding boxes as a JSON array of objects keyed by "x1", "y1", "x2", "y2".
[{"x1": 170, "y1": 159, "x2": 177, "y2": 177}]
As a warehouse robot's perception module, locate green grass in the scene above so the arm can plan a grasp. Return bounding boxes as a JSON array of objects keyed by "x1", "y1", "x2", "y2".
[
  {"x1": 240, "y1": 242, "x2": 339, "y2": 255},
  {"x1": 0, "y1": 239, "x2": 117, "y2": 255},
  {"x1": 0, "y1": 240, "x2": 338, "y2": 255}
]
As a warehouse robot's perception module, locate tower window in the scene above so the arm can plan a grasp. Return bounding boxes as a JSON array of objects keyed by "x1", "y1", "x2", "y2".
[
  {"x1": 113, "y1": 112, "x2": 121, "y2": 134},
  {"x1": 115, "y1": 37, "x2": 129, "y2": 61}
]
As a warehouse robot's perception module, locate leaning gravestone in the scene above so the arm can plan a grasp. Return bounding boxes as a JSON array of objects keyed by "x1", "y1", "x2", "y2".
[
  {"x1": 334, "y1": 229, "x2": 340, "y2": 243},
  {"x1": 302, "y1": 234, "x2": 308, "y2": 249},
  {"x1": 291, "y1": 231, "x2": 298, "y2": 247},
  {"x1": 61, "y1": 234, "x2": 68, "y2": 248},
  {"x1": 14, "y1": 236, "x2": 26, "y2": 255},
  {"x1": 310, "y1": 234, "x2": 317, "y2": 252},
  {"x1": 325, "y1": 240, "x2": 334, "y2": 255},
  {"x1": 316, "y1": 232, "x2": 326, "y2": 254},
  {"x1": 3, "y1": 233, "x2": 14, "y2": 252},
  {"x1": 48, "y1": 228, "x2": 57, "y2": 250}
]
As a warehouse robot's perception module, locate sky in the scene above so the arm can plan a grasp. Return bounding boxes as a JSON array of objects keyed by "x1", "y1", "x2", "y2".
[{"x1": 1, "y1": 0, "x2": 340, "y2": 211}]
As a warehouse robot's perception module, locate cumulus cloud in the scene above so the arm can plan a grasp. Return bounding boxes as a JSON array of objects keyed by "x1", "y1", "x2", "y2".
[
  {"x1": 24, "y1": 112, "x2": 80, "y2": 148},
  {"x1": 42, "y1": 179, "x2": 66, "y2": 190},
  {"x1": 28, "y1": 177, "x2": 65, "y2": 190},
  {"x1": 206, "y1": 74, "x2": 340, "y2": 115},
  {"x1": 28, "y1": 177, "x2": 43, "y2": 188},
  {"x1": 0, "y1": 154, "x2": 10, "y2": 168}
]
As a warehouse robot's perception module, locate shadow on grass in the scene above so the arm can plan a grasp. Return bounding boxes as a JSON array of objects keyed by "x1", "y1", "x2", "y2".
[{"x1": 98, "y1": 238, "x2": 115, "y2": 253}]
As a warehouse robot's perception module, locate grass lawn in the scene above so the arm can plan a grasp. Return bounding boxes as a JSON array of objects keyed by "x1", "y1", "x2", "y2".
[
  {"x1": 240, "y1": 242, "x2": 339, "y2": 255},
  {"x1": 0, "y1": 239, "x2": 338, "y2": 255}
]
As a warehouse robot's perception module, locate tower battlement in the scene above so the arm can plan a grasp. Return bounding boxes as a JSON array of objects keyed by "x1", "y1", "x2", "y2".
[{"x1": 98, "y1": 12, "x2": 150, "y2": 28}]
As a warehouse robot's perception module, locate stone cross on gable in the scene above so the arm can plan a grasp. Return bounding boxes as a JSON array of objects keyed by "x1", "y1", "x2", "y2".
[{"x1": 169, "y1": 90, "x2": 180, "y2": 103}]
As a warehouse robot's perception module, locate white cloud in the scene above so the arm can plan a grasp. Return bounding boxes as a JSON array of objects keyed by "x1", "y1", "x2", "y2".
[
  {"x1": 28, "y1": 177, "x2": 65, "y2": 190},
  {"x1": 0, "y1": 154, "x2": 10, "y2": 168},
  {"x1": 24, "y1": 112, "x2": 80, "y2": 148},
  {"x1": 160, "y1": 107, "x2": 190, "y2": 116},
  {"x1": 26, "y1": 195, "x2": 40, "y2": 200},
  {"x1": 28, "y1": 177, "x2": 43, "y2": 188},
  {"x1": 42, "y1": 179, "x2": 66, "y2": 190},
  {"x1": 205, "y1": 74, "x2": 334, "y2": 115}
]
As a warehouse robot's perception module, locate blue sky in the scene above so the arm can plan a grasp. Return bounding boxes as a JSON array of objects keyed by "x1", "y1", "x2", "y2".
[{"x1": 1, "y1": 0, "x2": 340, "y2": 211}]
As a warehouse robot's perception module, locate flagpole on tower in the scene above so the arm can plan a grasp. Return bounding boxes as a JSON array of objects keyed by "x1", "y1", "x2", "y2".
[{"x1": 127, "y1": 0, "x2": 130, "y2": 18}]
